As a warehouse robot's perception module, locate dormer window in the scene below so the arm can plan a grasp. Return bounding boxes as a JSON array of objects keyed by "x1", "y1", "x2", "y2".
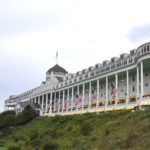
[
  {"x1": 111, "y1": 58, "x2": 114, "y2": 63},
  {"x1": 89, "y1": 67, "x2": 91, "y2": 71},
  {"x1": 103, "y1": 61, "x2": 106, "y2": 65},
  {"x1": 120, "y1": 55, "x2": 124, "y2": 59},
  {"x1": 147, "y1": 45, "x2": 149, "y2": 51},
  {"x1": 130, "y1": 50, "x2": 134, "y2": 55},
  {"x1": 144, "y1": 46, "x2": 146, "y2": 52},
  {"x1": 95, "y1": 64, "x2": 98, "y2": 69}
]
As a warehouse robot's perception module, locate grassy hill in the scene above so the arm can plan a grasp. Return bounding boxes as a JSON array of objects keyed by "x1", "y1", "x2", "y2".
[{"x1": 0, "y1": 110, "x2": 150, "y2": 150}]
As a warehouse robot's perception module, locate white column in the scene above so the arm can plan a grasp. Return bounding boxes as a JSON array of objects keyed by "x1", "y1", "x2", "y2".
[
  {"x1": 58, "y1": 91, "x2": 60, "y2": 113},
  {"x1": 45, "y1": 93, "x2": 48, "y2": 114},
  {"x1": 77, "y1": 85, "x2": 79, "y2": 95},
  {"x1": 88, "y1": 82, "x2": 91, "y2": 109},
  {"x1": 140, "y1": 61, "x2": 144, "y2": 98},
  {"x1": 62, "y1": 90, "x2": 65, "y2": 113},
  {"x1": 49, "y1": 92, "x2": 53, "y2": 114},
  {"x1": 67, "y1": 88, "x2": 69, "y2": 111},
  {"x1": 82, "y1": 83, "x2": 85, "y2": 111},
  {"x1": 126, "y1": 70, "x2": 129, "y2": 104},
  {"x1": 115, "y1": 73, "x2": 118, "y2": 106},
  {"x1": 96, "y1": 79, "x2": 99, "y2": 109},
  {"x1": 41, "y1": 95, "x2": 44, "y2": 115},
  {"x1": 76, "y1": 85, "x2": 80, "y2": 111},
  {"x1": 105, "y1": 76, "x2": 108, "y2": 107},
  {"x1": 71, "y1": 87, "x2": 74, "y2": 111},
  {"x1": 54, "y1": 92, "x2": 56, "y2": 112},
  {"x1": 38, "y1": 96, "x2": 40, "y2": 104},
  {"x1": 137, "y1": 66, "x2": 139, "y2": 98}
]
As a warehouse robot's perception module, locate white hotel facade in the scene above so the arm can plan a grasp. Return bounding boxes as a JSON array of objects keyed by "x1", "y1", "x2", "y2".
[{"x1": 4, "y1": 42, "x2": 150, "y2": 116}]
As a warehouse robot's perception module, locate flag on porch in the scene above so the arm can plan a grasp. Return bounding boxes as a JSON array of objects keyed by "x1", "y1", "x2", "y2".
[
  {"x1": 91, "y1": 89, "x2": 97, "y2": 101},
  {"x1": 111, "y1": 83, "x2": 118, "y2": 100},
  {"x1": 56, "y1": 99, "x2": 59, "y2": 109},
  {"x1": 75, "y1": 94, "x2": 81, "y2": 106},
  {"x1": 64, "y1": 99, "x2": 68, "y2": 108}
]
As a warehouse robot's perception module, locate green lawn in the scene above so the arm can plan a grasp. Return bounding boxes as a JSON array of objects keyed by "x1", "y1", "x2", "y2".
[
  {"x1": 0, "y1": 110, "x2": 150, "y2": 150},
  {"x1": 0, "y1": 147, "x2": 8, "y2": 150}
]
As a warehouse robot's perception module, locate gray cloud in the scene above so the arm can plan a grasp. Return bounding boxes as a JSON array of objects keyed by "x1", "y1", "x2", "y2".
[
  {"x1": 128, "y1": 24, "x2": 150, "y2": 42},
  {"x1": 0, "y1": 14, "x2": 67, "y2": 36},
  {"x1": 0, "y1": 1, "x2": 70, "y2": 37}
]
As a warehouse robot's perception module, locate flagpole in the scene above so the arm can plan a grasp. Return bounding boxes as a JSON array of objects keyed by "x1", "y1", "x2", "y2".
[
  {"x1": 56, "y1": 55, "x2": 58, "y2": 64},
  {"x1": 56, "y1": 51, "x2": 58, "y2": 64}
]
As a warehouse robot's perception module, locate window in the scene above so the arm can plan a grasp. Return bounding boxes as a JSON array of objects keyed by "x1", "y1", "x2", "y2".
[
  {"x1": 147, "y1": 45, "x2": 149, "y2": 51},
  {"x1": 90, "y1": 72, "x2": 94, "y2": 76},
  {"x1": 111, "y1": 58, "x2": 114, "y2": 62},
  {"x1": 129, "y1": 58, "x2": 133, "y2": 64},
  {"x1": 131, "y1": 51, "x2": 134, "y2": 55},
  {"x1": 142, "y1": 48, "x2": 144, "y2": 53},
  {"x1": 132, "y1": 86, "x2": 135, "y2": 92},
  {"x1": 120, "y1": 55, "x2": 124, "y2": 59},
  {"x1": 145, "y1": 72, "x2": 148, "y2": 76},
  {"x1": 111, "y1": 63, "x2": 115, "y2": 69},
  {"x1": 101, "y1": 85, "x2": 103, "y2": 89},
  {"x1": 144, "y1": 46, "x2": 146, "y2": 52},
  {"x1": 145, "y1": 83, "x2": 148, "y2": 87},
  {"x1": 124, "y1": 60, "x2": 127, "y2": 65},
  {"x1": 79, "y1": 76, "x2": 82, "y2": 80},
  {"x1": 133, "y1": 75, "x2": 135, "y2": 81},
  {"x1": 117, "y1": 61, "x2": 121, "y2": 67},
  {"x1": 95, "y1": 64, "x2": 98, "y2": 69}
]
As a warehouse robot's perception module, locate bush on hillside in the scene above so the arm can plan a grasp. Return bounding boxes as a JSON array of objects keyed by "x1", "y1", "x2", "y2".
[
  {"x1": 80, "y1": 120, "x2": 93, "y2": 136},
  {"x1": 7, "y1": 143, "x2": 21, "y2": 150},
  {"x1": 0, "y1": 111, "x2": 16, "y2": 129},
  {"x1": 16, "y1": 105, "x2": 38, "y2": 125},
  {"x1": 43, "y1": 141, "x2": 58, "y2": 150}
]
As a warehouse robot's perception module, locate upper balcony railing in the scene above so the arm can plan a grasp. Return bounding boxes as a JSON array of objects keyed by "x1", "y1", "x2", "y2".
[
  {"x1": 55, "y1": 42, "x2": 150, "y2": 89},
  {"x1": 136, "y1": 42, "x2": 150, "y2": 58}
]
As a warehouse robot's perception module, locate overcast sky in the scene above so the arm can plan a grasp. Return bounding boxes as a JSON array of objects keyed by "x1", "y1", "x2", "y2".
[{"x1": 1, "y1": 0, "x2": 150, "y2": 112}]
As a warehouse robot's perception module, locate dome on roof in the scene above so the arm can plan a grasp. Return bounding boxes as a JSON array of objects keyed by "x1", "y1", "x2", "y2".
[{"x1": 46, "y1": 64, "x2": 68, "y2": 74}]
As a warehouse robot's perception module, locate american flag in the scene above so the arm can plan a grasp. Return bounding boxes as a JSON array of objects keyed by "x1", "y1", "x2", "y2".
[
  {"x1": 75, "y1": 94, "x2": 81, "y2": 106},
  {"x1": 91, "y1": 90, "x2": 97, "y2": 101},
  {"x1": 55, "y1": 99, "x2": 60, "y2": 109},
  {"x1": 111, "y1": 83, "x2": 118, "y2": 100},
  {"x1": 64, "y1": 99, "x2": 68, "y2": 108},
  {"x1": 47, "y1": 100, "x2": 50, "y2": 109}
]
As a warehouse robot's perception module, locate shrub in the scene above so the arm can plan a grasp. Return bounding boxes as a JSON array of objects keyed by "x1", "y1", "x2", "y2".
[
  {"x1": 80, "y1": 120, "x2": 93, "y2": 136},
  {"x1": 0, "y1": 111, "x2": 16, "y2": 129},
  {"x1": 8, "y1": 144, "x2": 20, "y2": 150},
  {"x1": 16, "y1": 105, "x2": 38, "y2": 125},
  {"x1": 43, "y1": 142, "x2": 58, "y2": 150},
  {"x1": 29, "y1": 129, "x2": 38, "y2": 141}
]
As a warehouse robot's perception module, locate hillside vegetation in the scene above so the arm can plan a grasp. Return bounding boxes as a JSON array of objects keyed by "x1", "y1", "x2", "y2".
[{"x1": 0, "y1": 109, "x2": 150, "y2": 150}]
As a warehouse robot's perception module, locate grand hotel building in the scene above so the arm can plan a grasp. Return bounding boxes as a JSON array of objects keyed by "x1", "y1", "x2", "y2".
[{"x1": 4, "y1": 42, "x2": 150, "y2": 116}]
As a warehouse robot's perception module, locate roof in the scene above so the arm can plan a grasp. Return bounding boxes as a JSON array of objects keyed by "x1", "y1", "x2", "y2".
[
  {"x1": 17, "y1": 101, "x2": 41, "y2": 109},
  {"x1": 30, "y1": 103, "x2": 41, "y2": 109},
  {"x1": 18, "y1": 101, "x2": 29, "y2": 108},
  {"x1": 56, "y1": 76, "x2": 63, "y2": 82},
  {"x1": 46, "y1": 64, "x2": 68, "y2": 74}
]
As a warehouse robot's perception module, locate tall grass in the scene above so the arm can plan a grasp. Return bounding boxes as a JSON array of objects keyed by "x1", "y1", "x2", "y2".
[{"x1": 0, "y1": 110, "x2": 150, "y2": 150}]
